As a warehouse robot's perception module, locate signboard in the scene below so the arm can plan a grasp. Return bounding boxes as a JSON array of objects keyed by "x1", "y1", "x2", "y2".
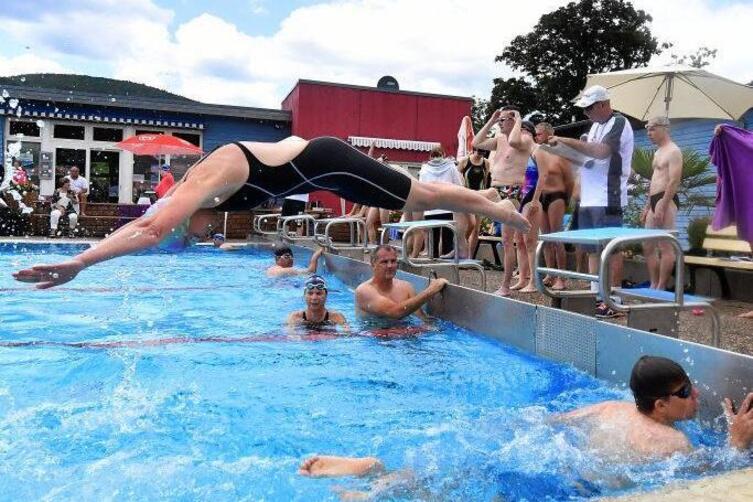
[{"x1": 39, "y1": 151, "x2": 53, "y2": 180}]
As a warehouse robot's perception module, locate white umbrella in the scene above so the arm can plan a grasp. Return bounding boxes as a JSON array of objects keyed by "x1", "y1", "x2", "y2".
[{"x1": 582, "y1": 64, "x2": 753, "y2": 121}]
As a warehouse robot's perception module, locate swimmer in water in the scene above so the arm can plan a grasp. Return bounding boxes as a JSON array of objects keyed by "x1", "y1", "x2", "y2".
[
  {"x1": 267, "y1": 246, "x2": 323, "y2": 278},
  {"x1": 13, "y1": 136, "x2": 529, "y2": 289},
  {"x1": 355, "y1": 244, "x2": 447, "y2": 322},
  {"x1": 286, "y1": 275, "x2": 348, "y2": 332},
  {"x1": 554, "y1": 355, "x2": 753, "y2": 461}
]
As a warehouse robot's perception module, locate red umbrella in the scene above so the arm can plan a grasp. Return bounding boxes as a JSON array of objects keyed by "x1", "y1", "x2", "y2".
[{"x1": 115, "y1": 134, "x2": 203, "y2": 156}]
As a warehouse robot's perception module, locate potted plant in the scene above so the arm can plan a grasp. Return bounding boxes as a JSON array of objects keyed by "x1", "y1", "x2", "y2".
[{"x1": 686, "y1": 217, "x2": 710, "y2": 256}]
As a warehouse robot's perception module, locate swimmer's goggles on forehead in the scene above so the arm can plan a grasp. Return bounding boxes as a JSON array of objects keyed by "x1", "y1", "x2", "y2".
[{"x1": 304, "y1": 276, "x2": 327, "y2": 291}]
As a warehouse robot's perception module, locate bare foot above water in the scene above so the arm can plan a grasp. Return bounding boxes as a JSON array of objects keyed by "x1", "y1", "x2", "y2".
[{"x1": 299, "y1": 455, "x2": 383, "y2": 478}]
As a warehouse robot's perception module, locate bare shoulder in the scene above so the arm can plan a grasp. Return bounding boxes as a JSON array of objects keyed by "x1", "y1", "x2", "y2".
[
  {"x1": 330, "y1": 311, "x2": 348, "y2": 324},
  {"x1": 355, "y1": 280, "x2": 375, "y2": 297}
]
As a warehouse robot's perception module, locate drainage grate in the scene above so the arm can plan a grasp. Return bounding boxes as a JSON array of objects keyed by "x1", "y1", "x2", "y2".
[{"x1": 535, "y1": 307, "x2": 597, "y2": 375}]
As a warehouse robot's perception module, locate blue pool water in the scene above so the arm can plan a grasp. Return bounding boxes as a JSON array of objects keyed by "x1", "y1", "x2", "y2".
[{"x1": 0, "y1": 243, "x2": 743, "y2": 500}]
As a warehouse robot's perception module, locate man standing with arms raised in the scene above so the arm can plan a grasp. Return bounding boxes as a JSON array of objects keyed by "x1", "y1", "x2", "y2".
[
  {"x1": 547, "y1": 86, "x2": 634, "y2": 317},
  {"x1": 641, "y1": 116, "x2": 682, "y2": 290},
  {"x1": 473, "y1": 107, "x2": 536, "y2": 296}
]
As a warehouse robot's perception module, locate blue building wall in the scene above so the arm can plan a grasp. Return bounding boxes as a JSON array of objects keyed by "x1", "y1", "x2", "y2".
[
  {"x1": 201, "y1": 116, "x2": 290, "y2": 152},
  {"x1": 631, "y1": 110, "x2": 753, "y2": 247}
]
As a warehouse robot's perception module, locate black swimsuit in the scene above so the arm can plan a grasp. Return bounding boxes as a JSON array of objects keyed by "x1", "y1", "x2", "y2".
[
  {"x1": 301, "y1": 310, "x2": 331, "y2": 329},
  {"x1": 463, "y1": 159, "x2": 487, "y2": 190},
  {"x1": 214, "y1": 137, "x2": 413, "y2": 211},
  {"x1": 649, "y1": 191, "x2": 680, "y2": 212}
]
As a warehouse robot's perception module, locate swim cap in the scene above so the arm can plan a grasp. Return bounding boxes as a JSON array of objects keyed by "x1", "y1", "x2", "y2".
[
  {"x1": 212, "y1": 233, "x2": 226, "y2": 241},
  {"x1": 304, "y1": 275, "x2": 327, "y2": 291},
  {"x1": 630, "y1": 356, "x2": 689, "y2": 413}
]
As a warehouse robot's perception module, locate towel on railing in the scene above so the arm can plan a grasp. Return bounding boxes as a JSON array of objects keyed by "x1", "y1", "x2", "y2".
[{"x1": 709, "y1": 125, "x2": 753, "y2": 244}]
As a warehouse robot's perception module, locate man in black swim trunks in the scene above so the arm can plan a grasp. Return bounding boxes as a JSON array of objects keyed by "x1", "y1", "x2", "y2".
[
  {"x1": 641, "y1": 116, "x2": 682, "y2": 290},
  {"x1": 286, "y1": 275, "x2": 348, "y2": 331}
]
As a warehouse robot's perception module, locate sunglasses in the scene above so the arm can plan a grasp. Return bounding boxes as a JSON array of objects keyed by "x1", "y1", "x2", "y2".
[
  {"x1": 668, "y1": 380, "x2": 693, "y2": 399},
  {"x1": 305, "y1": 283, "x2": 326, "y2": 291}
]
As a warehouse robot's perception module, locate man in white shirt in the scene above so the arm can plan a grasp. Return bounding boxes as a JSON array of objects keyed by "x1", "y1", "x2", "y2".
[
  {"x1": 66, "y1": 166, "x2": 89, "y2": 216},
  {"x1": 547, "y1": 85, "x2": 634, "y2": 317}
]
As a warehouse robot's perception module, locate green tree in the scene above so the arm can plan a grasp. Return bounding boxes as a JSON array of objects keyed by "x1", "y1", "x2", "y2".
[
  {"x1": 488, "y1": 0, "x2": 661, "y2": 123},
  {"x1": 624, "y1": 147, "x2": 716, "y2": 227}
]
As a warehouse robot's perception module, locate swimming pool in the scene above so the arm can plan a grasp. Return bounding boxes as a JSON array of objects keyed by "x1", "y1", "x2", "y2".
[{"x1": 0, "y1": 243, "x2": 745, "y2": 500}]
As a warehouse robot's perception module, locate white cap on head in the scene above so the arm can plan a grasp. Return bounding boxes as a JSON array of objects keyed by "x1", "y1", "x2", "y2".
[{"x1": 574, "y1": 85, "x2": 610, "y2": 108}]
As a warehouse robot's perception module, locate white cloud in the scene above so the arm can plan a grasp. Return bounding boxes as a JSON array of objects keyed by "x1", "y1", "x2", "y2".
[
  {"x1": 1, "y1": 0, "x2": 752, "y2": 109},
  {"x1": 0, "y1": 53, "x2": 70, "y2": 76}
]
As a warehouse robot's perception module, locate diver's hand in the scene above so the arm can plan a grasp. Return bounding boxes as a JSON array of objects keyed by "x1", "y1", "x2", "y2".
[
  {"x1": 13, "y1": 259, "x2": 86, "y2": 289},
  {"x1": 725, "y1": 393, "x2": 753, "y2": 450}
]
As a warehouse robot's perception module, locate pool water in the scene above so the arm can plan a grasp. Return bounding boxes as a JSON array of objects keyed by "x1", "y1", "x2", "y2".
[{"x1": 0, "y1": 243, "x2": 743, "y2": 501}]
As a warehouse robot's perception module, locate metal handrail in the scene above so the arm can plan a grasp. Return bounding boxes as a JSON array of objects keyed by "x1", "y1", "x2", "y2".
[
  {"x1": 279, "y1": 214, "x2": 317, "y2": 242},
  {"x1": 313, "y1": 217, "x2": 369, "y2": 252},
  {"x1": 253, "y1": 213, "x2": 281, "y2": 235}
]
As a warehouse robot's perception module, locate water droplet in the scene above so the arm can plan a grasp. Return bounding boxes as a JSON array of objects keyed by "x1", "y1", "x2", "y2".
[
  {"x1": 16, "y1": 107, "x2": 22, "y2": 117},
  {"x1": 20, "y1": 76, "x2": 26, "y2": 82},
  {"x1": 9, "y1": 98, "x2": 19, "y2": 108},
  {"x1": 1, "y1": 90, "x2": 9, "y2": 98},
  {"x1": 52, "y1": 273, "x2": 59, "y2": 279},
  {"x1": 611, "y1": 370, "x2": 616, "y2": 375},
  {"x1": 54, "y1": 107, "x2": 59, "y2": 112},
  {"x1": 36, "y1": 120, "x2": 45, "y2": 128},
  {"x1": 214, "y1": 197, "x2": 220, "y2": 203},
  {"x1": 110, "y1": 97, "x2": 116, "y2": 102},
  {"x1": 683, "y1": 348, "x2": 689, "y2": 353}
]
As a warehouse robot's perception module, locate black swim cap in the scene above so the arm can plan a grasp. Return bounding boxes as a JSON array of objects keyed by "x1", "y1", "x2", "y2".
[
  {"x1": 629, "y1": 355, "x2": 689, "y2": 413},
  {"x1": 521, "y1": 121, "x2": 536, "y2": 136},
  {"x1": 274, "y1": 246, "x2": 293, "y2": 257}
]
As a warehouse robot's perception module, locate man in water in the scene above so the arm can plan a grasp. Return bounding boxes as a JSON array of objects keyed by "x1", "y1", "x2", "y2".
[
  {"x1": 266, "y1": 246, "x2": 323, "y2": 277},
  {"x1": 473, "y1": 107, "x2": 537, "y2": 296},
  {"x1": 297, "y1": 355, "x2": 753, "y2": 500},
  {"x1": 641, "y1": 116, "x2": 683, "y2": 290},
  {"x1": 556, "y1": 355, "x2": 753, "y2": 460},
  {"x1": 355, "y1": 244, "x2": 447, "y2": 321},
  {"x1": 286, "y1": 275, "x2": 348, "y2": 332}
]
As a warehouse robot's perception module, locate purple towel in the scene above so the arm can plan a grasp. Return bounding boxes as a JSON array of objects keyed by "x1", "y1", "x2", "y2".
[{"x1": 709, "y1": 125, "x2": 753, "y2": 244}]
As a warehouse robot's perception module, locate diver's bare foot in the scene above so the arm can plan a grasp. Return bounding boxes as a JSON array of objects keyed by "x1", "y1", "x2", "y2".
[
  {"x1": 299, "y1": 455, "x2": 383, "y2": 478},
  {"x1": 542, "y1": 275, "x2": 554, "y2": 287},
  {"x1": 739, "y1": 310, "x2": 753, "y2": 319},
  {"x1": 552, "y1": 278, "x2": 566, "y2": 291},
  {"x1": 496, "y1": 200, "x2": 531, "y2": 233},
  {"x1": 494, "y1": 286, "x2": 511, "y2": 297},
  {"x1": 520, "y1": 282, "x2": 538, "y2": 293}
]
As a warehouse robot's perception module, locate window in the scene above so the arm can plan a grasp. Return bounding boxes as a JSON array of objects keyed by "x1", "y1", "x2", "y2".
[
  {"x1": 6, "y1": 141, "x2": 42, "y2": 186},
  {"x1": 9, "y1": 120, "x2": 41, "y2": 138},
  {"x1": 53, "y1": 124, "x2": 85, "y2": 140},
  {"x1": 93, "y1": 127, "x2": 123, "y2": 142},
  {"x1": 173, "y1": 132, "x2": 201, "y2": 147}
]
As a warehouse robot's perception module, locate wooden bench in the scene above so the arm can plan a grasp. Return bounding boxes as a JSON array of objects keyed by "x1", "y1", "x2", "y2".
[{"x1": 685, "y1": 225, "x2": 753, "y2": 298}]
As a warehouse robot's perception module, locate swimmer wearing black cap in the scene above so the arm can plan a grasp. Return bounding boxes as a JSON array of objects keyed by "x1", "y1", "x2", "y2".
[
  {"x1": 267, "y1": 246, "x2": 323, "y2": 278},
  {"x1": 554, "y1": 355, "x2": 753, "y2": 460},
  {"x1": 14, "y1": 136, "x2": 530, "y2": 289},
  {"x1": 286, "y1": 275, "x2": 348, "y2": 332}
]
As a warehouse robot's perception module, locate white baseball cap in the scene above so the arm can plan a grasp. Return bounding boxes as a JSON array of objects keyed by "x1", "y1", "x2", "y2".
[{"x1": 574, "y1": 85, "x2": 610, "y2": 108}]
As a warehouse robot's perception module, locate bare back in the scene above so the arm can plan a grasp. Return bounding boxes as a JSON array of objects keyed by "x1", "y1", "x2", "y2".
[{"x1": 558, "y1": 401, "x2": 691, "y2": 461}]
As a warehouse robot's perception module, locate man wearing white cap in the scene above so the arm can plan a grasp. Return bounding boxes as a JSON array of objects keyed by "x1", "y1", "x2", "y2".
[
  {"x1": 642, "y1": 116, "x2": 682, "y2": 290},
  {"x1": 547, "y1": 85, "x2": 634, "y2": 318}
]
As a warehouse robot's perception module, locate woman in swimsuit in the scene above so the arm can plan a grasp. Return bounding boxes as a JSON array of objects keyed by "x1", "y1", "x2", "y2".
[
  {"x1": 14, "y1": 136, "x2": 530, "y2": 288},
  {"x1": 286, "y1": 275, "x2": 348, "y2": 333}
]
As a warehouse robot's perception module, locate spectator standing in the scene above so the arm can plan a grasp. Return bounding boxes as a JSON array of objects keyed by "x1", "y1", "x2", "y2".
[
  {"x1": 155, "y1": 164, "x2": 175, "y2": 199},
  {"x1": 458, "y1": 148, "x2": 491, "y2": 256},
  {"x1": 546, "y1": 85, "x2": 634, "y2": 317}
]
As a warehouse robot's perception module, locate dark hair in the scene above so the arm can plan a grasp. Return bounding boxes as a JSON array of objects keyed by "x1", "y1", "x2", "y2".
[
  {"x1": 429, "y1": 145, "x2": 445, "y2": 159},
  {"x1": 501, "y1": 105, "x2": 519, "y2": 113},
  {"x1": 521, "y1": 121, "x2": 536, "y2": 136},
  {"x1": 58, "y1": 177, "x2": 70, "y2": 188},
  {"x1": 274, "y1": 246, "x2": 293, "y2": 257},
  {"x1": 370, "y1": 244, "x2": 397, "y2": 264},
  {"x1": 630, "y1": 356, "x2": 689, "y2": 414}
]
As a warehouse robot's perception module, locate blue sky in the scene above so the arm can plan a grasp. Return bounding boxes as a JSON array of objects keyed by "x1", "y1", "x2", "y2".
[{"x1": 1, "y1": 0, "x2": 752, "y2": 108}]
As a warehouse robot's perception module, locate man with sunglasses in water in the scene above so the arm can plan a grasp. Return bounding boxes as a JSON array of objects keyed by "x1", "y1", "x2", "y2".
[
  {"x1": 266, "y1": 245, "x2": 323, "y2": 278},
  {"x1": 287, "y1": 275, "x2": 348, "y2": 332},
  {"x1": 556, "y1": 355, "x2": 753, "y2": 459}
]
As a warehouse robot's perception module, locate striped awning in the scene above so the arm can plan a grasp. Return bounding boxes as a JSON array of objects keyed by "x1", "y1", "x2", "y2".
[
  {"x1": 0, "y1": 107, "x2": 204, "y2": 129},
  {"x1": 349, "y1": 136, "x2": 440, "y2": 152}
]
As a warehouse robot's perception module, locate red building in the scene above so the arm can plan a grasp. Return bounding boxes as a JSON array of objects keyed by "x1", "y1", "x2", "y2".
[{"x1": 282, "y1": 79, "x2": 473, "y2": 211}]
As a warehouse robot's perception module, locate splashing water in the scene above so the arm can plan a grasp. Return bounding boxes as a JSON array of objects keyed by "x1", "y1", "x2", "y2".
[
  {"x1": 8, "y1": 98, "x2": 19, "y2": 109},
  {"x1": 1, "y1": 89, "x2": 8, "y2": 98}
]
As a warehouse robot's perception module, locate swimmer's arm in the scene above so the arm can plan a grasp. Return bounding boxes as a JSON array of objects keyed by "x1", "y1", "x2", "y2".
[
  {"x1": 331, "y1": 312, "x2": 351, "y2": 334},
  {"x1": 286, "y1": 312, "x2": 302, "y2": 329},
  {"x1": 355, "y1": 281, "x2": 445, "y2": 320},
  {"x1": 507, "y1": 111, "x2": 525, "y2": 150},
  {"x1": 306, "y1": 248, "x2": 324, "y2": 274},
  {"x1": 562, "y1": 159, "x2": 575, "y2": 198},
  {"x1": 663, "y1": 148, "x2": 683, "y2": 202},
  {"x1": 472, "y1": 110, "x2": 501, "y2": 151}
]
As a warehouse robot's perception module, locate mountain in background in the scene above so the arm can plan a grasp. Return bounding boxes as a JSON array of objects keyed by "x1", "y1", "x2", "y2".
[{"x1": 0, "y1": 73, "x2": 195, "y2": 102}]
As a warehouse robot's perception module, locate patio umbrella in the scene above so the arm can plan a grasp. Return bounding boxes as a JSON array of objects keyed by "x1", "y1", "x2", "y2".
[
  {"x1": 581, "y1": 65, "x2": 753, "y2": 121},
  {"x1": 115, "y1": 133, "x2": 204, "y2": 157}
]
